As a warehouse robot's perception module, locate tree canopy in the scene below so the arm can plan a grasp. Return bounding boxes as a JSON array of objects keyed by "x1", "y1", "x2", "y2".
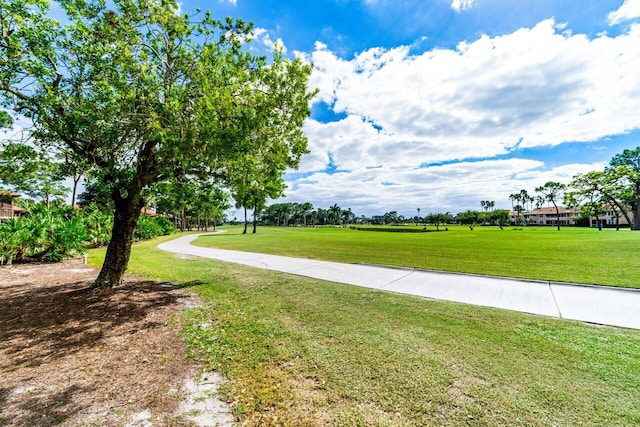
[
  {"x1": 608, "y1": 147, "x2": 640, "y2": 230},
  {"x1": 535, "y1": 181, "x2": 566, "y2": 230}
]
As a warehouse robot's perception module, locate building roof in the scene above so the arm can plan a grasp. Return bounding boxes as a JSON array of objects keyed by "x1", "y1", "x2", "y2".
[
  {"x1": 141, "y1": 207, "x2": 157, "y2": 216},
  {"x1": 0, "y1": 190, "x2": 21, "y2": 198}
]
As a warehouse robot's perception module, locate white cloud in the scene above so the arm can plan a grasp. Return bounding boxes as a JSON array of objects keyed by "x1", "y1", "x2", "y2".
[
  {"x1": 608, "y1": 0, "x2": 640, "y2": 25},
  {"x1": 252, "y1": 28, "x2": 288, "y2": 54},
  {"x1": 283, "y1": 18, "x2": 640, "y2": 215},
  {"x1": 308, "y1": 19, "x2": 640, "y2": 162},
  {"x1": 219, "y1": 0, "x2": 237, "y2": 5},
  {"x1": 451, "y1": 0, "x2": 476, "y2": 12}
]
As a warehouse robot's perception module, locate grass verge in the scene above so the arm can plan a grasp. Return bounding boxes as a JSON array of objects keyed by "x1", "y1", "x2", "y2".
[
  {"x1": 90, "y1": 236, "x2": 640, "y2": 426},
  {"x1": 193, "y1": 226, "x2": 640, "y2": 288}
]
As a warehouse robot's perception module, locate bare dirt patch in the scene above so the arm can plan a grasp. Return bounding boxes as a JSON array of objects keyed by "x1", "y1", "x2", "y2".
[{"x1": 0, "y1": 259, "x2": 232, "y2": 426}]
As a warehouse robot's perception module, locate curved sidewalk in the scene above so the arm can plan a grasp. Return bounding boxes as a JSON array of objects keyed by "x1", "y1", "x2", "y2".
[{"x1": 159, "y1": 234, "x2": 640, "y2": 330}]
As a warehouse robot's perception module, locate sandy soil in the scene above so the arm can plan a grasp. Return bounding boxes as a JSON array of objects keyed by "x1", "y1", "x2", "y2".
[{"x1": 0, "y1": 259, "x2": 234, "y2": 426}]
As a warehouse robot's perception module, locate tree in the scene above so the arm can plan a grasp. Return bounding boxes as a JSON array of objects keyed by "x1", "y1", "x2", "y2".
[
  {"x1": 535, "y1": 182, "x2": 566, "y2": 230},
  {"x1": 513, "y1": 204, "x2": 524, "y2": 224},
  {"x1": 426, "y1": 212, "x2": 450, "y2": 231},
  {"x1": 1, "y1": 0, "x2": 314, "y2": 287},
  {"x1": 520, "y1": 190, "x2": 534, "y2": 217},
  {"x1": 455, "y1": 210, "x2": 481, "y2": 230},
  {"x1": 300, "y1": 202, "x2": 314, "y2": 226},
  {"x1": 509, "y1": 190, "x2": 532, "y2": 225},
  {"x1": 608, "y1": 147, "x2": 640, "y2": 230},
  {"x1": 381, "y1": 210, "x2": 399, "y2": 225},
  {"x1": 193, "y1": 181, "x2": 230, "y2": 232},
  {"x1": 565, "y1": 170, "x2": 631, "y2": 231},
  {"x1": 0, "y1": 142, "x2": 69, "y2": 207},
  {"x1": 226, "y1": 50, "x2": 315, "y2": 234},
  {"x1": 580, "y1": 201, "x2": 605, "y2": 230},
  {"x1": 329, "y1": 204, "x2": 342, "y2": 225},
  {"x1": 490, "y1": 209, "x2": 511, "y2": 230},
  {"x1": 228, "y1": 154, "x2": 286, "y2": 234},
  {"x1": 77, "y1": 176, "x2": 114, "y2": 212},
  {"x1": 341, "y1": 207, "x2": 355, "y2": 225},
  {"x1": 315, "y1": 207, "x2": 328, "y2": 225}
]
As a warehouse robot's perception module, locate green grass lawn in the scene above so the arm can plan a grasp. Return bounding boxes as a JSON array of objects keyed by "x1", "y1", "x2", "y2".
[
  {"x1": 90, "y1": 236, "x2": 640, "y2": 426},
  {"x1": 192, "y1": 225, "x2": 640, "y2": 288}
]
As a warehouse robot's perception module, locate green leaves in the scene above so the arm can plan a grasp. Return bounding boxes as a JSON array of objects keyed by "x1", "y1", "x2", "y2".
[
  {"x1": 1, "y1": 0, "x2": 315, "y2": 283},
  {"x1": 0, "y1": 110, "x2": 12, "y2": 127},
  {"x1": 0, "y1": 142, "x2": 70, "y2": 204},
  {"x1": 0, "y1": 204, "x2": 86, "y2": 264}
]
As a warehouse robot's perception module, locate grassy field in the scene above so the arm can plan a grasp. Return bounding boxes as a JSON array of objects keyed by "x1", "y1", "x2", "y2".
[
  {"x1": 89, "y1": 236, "x2": 640, "y2": 426},
  {"x1": 192, "y1": 225, "x2": 640, "y2": 288}
]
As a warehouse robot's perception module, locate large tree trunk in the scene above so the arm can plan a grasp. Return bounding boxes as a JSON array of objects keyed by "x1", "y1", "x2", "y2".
[{"x1": 92, "y1": 193, "x2": 144, "y2": 288}]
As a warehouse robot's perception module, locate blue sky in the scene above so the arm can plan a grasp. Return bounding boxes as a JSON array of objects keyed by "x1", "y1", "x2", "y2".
[
  {"x1": 10, "y1": 0, "x2": 640, "y2": 217},
  {"x1": 198, "y1": 0, "x2": 640, "y2": 217}
]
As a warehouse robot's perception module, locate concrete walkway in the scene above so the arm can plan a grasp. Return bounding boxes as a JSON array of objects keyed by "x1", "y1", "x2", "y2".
[{"x1": 159, "y1": 234, "x2": 640, "y2": 330}]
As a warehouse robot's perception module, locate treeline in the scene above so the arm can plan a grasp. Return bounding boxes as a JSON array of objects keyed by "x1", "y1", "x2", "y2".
[
  {"x1": 257, "y1": 203, "x2": 513, "y2": 231},
  {"x1": 258, "y1": 203, "x2": 356, "y2": 227},
  {"x1": 77, "y1": 177, "x2": 230, "y2": 233}
]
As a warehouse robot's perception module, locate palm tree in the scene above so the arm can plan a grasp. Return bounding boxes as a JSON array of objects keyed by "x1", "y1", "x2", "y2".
[
  {"x1": 328, "y1": 204, "x2": 341, "y2": 225},
  {"x1": 341, "y1": 207, "x2": 354, "y2": 225},
  {"x1": 509, "y1": 191, "x2": 531, "y2": 225},
  {"x1": 300, "y1": 202, "x2": 313, "y2": 226},
  {"x1": 535, "y1": 182, "x2": 566, "y2": 230}
]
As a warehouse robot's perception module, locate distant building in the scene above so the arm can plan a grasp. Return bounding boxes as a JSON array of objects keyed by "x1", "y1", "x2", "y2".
[
  {"x1": 141, "y1": 207, "x2": 157, "y2": 217},
  {"x1": 509, "y1": 205, "x2": 635, "y2": 228},
  {"x1": 523, "y1": 206, "x2": 581, "y2": 226},
  {"x1": 589, "y1": 208, "x2": 633, "y2": 228},
  {"x1": 0, "y1": 190, "x2": 25, "y2": 220}
]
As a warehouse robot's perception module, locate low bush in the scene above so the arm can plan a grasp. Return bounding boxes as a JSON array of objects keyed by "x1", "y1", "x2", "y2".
[
  {"x1": 0, "y1": 203, "x2": 175, "y2": 265},
  {"x1": 0, "y1": 205, "x2": 86, "y2": 264},
  {"x1": 134, "y1": 214, "x2": 164, "y2": 241},
  {"x1": 154, "y1": 215, "x2": 175, "y2": 235},
  {"x1": 81, "y1": 204, "x2": 113, "y2": 248}
]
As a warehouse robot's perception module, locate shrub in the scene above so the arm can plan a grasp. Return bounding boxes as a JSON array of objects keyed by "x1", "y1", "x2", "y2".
[
  {"x1": 0, "y1": 217, "x2": 29, "y2": 264},
  {"x1": 0, "y1": 204, "x2": 86, "y2": 264},
  {"x1": 134, "y1": 214, "x2": 163, "y2": 241},
  {"x1": 0, "y1": 204, "x2": 172, "y2": 265},
  {"x1": 154, "y1": 215, "x2": 175, "y2": 235},
  {"x1": 80, "y1": 204, "x2": 113, "y2": 248},
  {"x1": 41, "y1": 215, "x2": 87, "y2": 262}
]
